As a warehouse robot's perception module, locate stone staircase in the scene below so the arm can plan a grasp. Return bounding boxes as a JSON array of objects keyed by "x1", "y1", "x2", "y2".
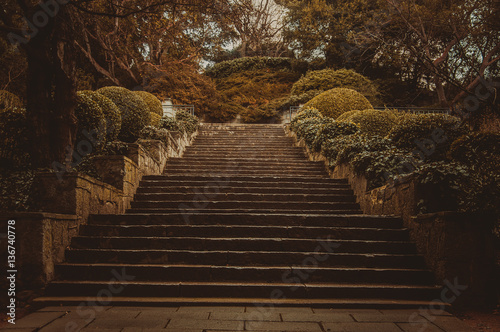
[{"x1": 37, "y1": 124, "x2": 443, "y2": 308}]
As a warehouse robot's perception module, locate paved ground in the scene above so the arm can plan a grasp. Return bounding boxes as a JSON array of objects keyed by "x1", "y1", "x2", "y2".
[{"x1": 1, "y1": 306, "x2": 477, "y2": 331}]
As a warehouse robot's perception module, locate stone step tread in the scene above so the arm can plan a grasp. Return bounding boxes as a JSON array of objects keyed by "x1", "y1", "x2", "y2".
[
  {"x1": 136, "y1": 187, "x2": 353, "y2": 193},
  {"x1": 126, "y1": 209, "x2": 363, "y2": 215},
  {"x1": 32, "y1": 297, "x2": 451, "y2": 309},
  {"x1": 56, "y1": 263, "x2": 429, "y2": 272},
  {"x1": 72, "y1": 236, "x2": 414, "y2": 245}
]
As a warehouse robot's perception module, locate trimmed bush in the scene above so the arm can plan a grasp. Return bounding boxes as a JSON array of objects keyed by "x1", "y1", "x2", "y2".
[
  {"x1": 138, "y1": 126, "x2": 170, "y2": 144},
  {"x1": 338, "y1": 109, "x2": 399, "y2": 137},
  {"x1": 304, "y1": 88, "x2": 373, "y2": 119},
  {"x1": 291, "y1": 68, "x2": 379, "y2": 104},
  {"x1": 75, "y1": 91, "x2": 107, "y2": 150},
  {"x1": 206, "y1": 57, "x2": 307, "y2": 79},
  {"x1": 150, "y1": 112, "x2": 162, "y2": 128},
  {"x1": 351, "y1": 148, "x2": 420, "y2": 190},
  {"x1": 321, "y1": 135, "x2": 358, "y2": 169},
  {"x1": 0, "y1": 107, "x2": 29, "y2": 168},
  {"x1": 311, "y1": 121, "x2": 360, "y2": 152},
  {"x1": 295, "y1": 117, "x2": 335, "y2": 149},
  {"x1": 134, "y1": 91, "x2": 163, "y2": 116},
  {"x1": 175, "y1": 110, "x2": 200, "y2": 135},
  {"x1": 336, "y1": 135, "x2": 394, "y2": 166},
  {"x1": 83, "y1": 91, "x2": 122, "y2": 142},
  {"x1": 97, "y1": 86, "x2": 151, "y2": 142},
  {"x1": 387, "y1": 114, "x2": 467, "y2": 160},
  {"x1": 0, "y1": 90, "x2": 23, "y2": 109},
  {"x1": 160, "y1": 116, "x2": 180, "y2": 132},
  {"x1": 290, "y1": 106, "x2": 323, "y2": 131}
]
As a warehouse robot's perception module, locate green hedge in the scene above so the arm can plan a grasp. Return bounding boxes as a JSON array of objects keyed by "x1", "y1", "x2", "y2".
[
  {"x1": 291, "y1": 68, "x2": 379, "y2": 105},
  {"x1": 337, "y1": 109, "x2": 398, "y2": 137},
  {"x1": 83, "y1": 91, "x2": 122, "y2": 142},
  {"x1": 150, "y1": 112, "x2": 162, "y2": 128},
  {"x1": 206, "y1": 57, "x2": 308, "y2": 79},
  {"x1": 134, "y1": 91, "x2": 163, "y2": 116},
  {"x1": 97, "y1": 86, "x2": 151, "y2": 142},
  {"x1": 76, "y1": 91, "x2": 108, "y2": 150},
  {"x1": 311, "y1": 121, "x2": 360, "y2": 152},
  {"x1": 175, "y1": 110, "x2": 200, "y2": 135},
  {"x1": 304, "y1": 88, "x2": 373, "y2": 119}
]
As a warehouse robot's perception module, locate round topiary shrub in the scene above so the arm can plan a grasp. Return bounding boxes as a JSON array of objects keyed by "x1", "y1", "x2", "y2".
[
  {"x1": 150, "y1": 112, "x2": 162, "y2": 128},
  {"x1": 134, "y1": 91, "x2": 163, "y2": 116},
  {"x1": 338, "y1": 109, "x2": 399, "y2": 137},
  {"x1": 97, "y1": 86, "x2": 151, "y2": 142},
  {"x1": 79, "y1": 90, "x2": 121, "y2": 142},
  {"x1": 0, "y1": 90, "x2": 23, "y2": 109},
  {"x1": 291, "y1": 68, "x2": 379, "y2": 104},
  {"x1": 304, "y1": 88, "x2": 373, "y2": 119},
  {"x1": 0, "y1": 107, "x2": 29, "y2": 168},
  {"x1": 75, "y1": 91, "x2": 107, "y2": 150},
  {"x1": 387, "y1": 113, "x2": 467, "y2": 160}
]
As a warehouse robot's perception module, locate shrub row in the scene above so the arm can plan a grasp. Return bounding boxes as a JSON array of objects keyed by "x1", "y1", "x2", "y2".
[{"x1": 289, "y1": 107, "x2": 499, "y2": 215}]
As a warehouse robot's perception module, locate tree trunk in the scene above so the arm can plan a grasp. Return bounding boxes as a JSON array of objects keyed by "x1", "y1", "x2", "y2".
[
  {"x1": 24, "y1": 6, "x2": 77, "y2": 169},
  {"x1": 434, "y1": 77, "x2": 449, "y2": 109}
]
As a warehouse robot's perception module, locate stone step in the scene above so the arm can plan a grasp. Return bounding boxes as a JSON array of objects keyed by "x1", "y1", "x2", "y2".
[
  {"x1": 55, "y1": 264, "x2": 435, "y2": 285},
  {"x1": 182, "y1": 152, "x2": 307, "y2": 157},
  {"x1": 46, "y1": 281, "x2": 440, "y2": 301},
  {"x1": 166, "y1": 159, "x2": 324, "y2": 167},
  {"x1": 143, "y1": 175, "x2": 348, "y2": 184},
  {"x1": 129, "y1": 200, "x2": 361, "y2": 211},
  {"x1": 80, "y1": 225, "x2": 409, "y2": 241},
  {"x1": 163, "y1": 169, "x2": 327, "y2": 177},
  {"x1": 164, "y1": 164, "x2": 325, "y2": 171},
  {"x1": 65, "y1": 249, "x2": 425, "y2": 268},
  {"x1": 133, "y1": 193, "x2": 356, "y2": 203},
  {"x1": 33, "y1": 297, "x2": 450, "y2": 310},
  {"x1": 126, "y1": 208, "x2": 363, "y2": 215},
  {"x1": 139, "y1": 180, "x2": 351, "y2": 189},
  {"x1": 88, "y1": 214, "x2": 404, "y2": 229},
  {"x1": 136, "y1": 186, "x2": 354, "y2": 195},
  {"x1": 70, "y1": 237, "x2": 417, "y2": 254},
  {"x1": 185, "y1": 147, "x2": 304, "y2": 152}
]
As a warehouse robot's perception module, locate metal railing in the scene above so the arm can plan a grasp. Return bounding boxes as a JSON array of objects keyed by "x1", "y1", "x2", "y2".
[
  {"x1": 374, "y1": 107, "x2": 451, "y2": 115},
  {"x1": 288, "y1": 106, "x2": 302, "y2": 122},
  {"x1": 162, "y1": 105, "x2": 195, "y2": 117}
]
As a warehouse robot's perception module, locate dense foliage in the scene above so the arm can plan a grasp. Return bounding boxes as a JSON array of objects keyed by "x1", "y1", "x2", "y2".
[
  {"x1": 304, "y1": 88, "x2": 373, "y2": 119},
  {"x1": 97, "y1": 87, "x2": 151, "y2": 142},
  {"x1": 206, "y1": 57, "x2": 308, "y2": 79},
  {"x1": 290, "y1": 69, "x2": 379, "y2": 105},
  {"x1": 0, "y1": 107, "x2": 29, "y2": 168},
  {"x1": 0, "y1": 90, "x2": 23, "y2": 109},
  {"x1": 289, "y1": 108, "x2": 499, "y2": 218},
  {"x1": 83, "y1": 91, "x2": 122, "y2": 142},
  {"x1": 75, "y1": 91, "x2": 107, "y2": 151}
]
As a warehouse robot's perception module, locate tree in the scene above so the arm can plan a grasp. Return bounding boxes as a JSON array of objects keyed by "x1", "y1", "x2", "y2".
[
  {"x1": 0, "y1": 0, "x2": 229, "y2": 169},
  {"x1": 381, "y1": 0, "x2": 500, "y2": 108}
]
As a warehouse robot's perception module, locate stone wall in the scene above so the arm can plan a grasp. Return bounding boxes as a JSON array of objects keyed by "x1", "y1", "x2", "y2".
[
  {"x1": 2, "y1": 213, "x2": 79, "y2": 288},
  {"x1": 3, "y1": 132, "x2": 196, "y2": 289},
  {"x1": 287, "y1": 127, "x2": 497, "y2": 308}
]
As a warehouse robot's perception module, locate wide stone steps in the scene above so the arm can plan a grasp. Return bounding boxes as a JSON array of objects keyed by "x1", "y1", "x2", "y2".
[
  {"x1": 79, "y1": 225, "x2": 409, "y2": 241},
  {"x1": 39, "y1": 124, "x2": 442, "y2": 309},
  {"x1": 88, "y1": 214, "x2": 404, "y2": 228},
  {"x1": 46, "y1": 281, "x2": 440, "y2": 300},
  {"x1": 64, "y1": 249, "x2": 427, "y2": 268},
  {"x1": 55, "y1": 264, "x2": 435, "y2": 285},
  {"x1": 136, "y1": 186, "x2": 354, "y2": 195},
  {"x1": 70, "y1": 236, "x2": 417, "y2": 254},
  {"x1": 133, "y1": 193, "x2": 355, "y2": 203}
]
